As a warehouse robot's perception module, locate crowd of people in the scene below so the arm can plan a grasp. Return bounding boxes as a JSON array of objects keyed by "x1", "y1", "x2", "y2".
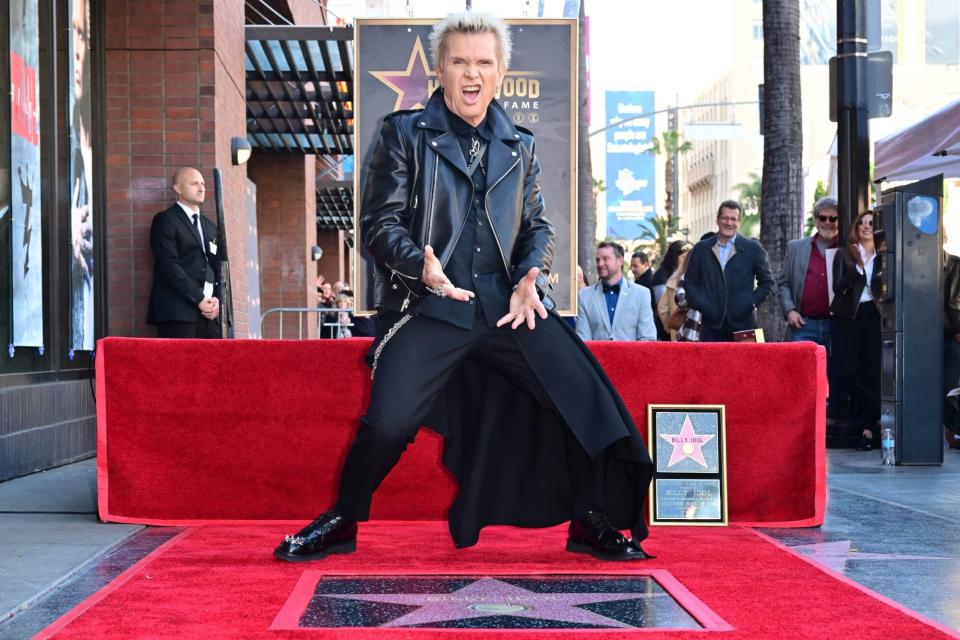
[{"x1": 575, "y1": 196, "x2": 960, "y2": 453}]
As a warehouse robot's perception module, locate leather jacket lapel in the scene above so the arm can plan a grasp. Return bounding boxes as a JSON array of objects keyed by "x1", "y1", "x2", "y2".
[
  {"x1": 485, "y1": 137, "x2": 520, "y2": 190},
  {"x1": 427, "y1": 131, "x2": 469, "y2": 178}
]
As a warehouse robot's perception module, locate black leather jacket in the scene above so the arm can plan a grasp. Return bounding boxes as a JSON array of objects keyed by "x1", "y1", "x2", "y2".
[
  {"x1": 830, "y1": 246, "x2": 882, "y2": 320},
  {"x1": 359, "y1": 90, "x2": 554, "y2": 314}
]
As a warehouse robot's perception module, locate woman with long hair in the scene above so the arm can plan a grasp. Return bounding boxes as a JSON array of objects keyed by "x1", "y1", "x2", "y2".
[
  {"x1": 829, "y1": 210, "x2": 883, "y2": 451},
  {"x1": 651, "y1": 240, "x2": 689, "y2": 303}
]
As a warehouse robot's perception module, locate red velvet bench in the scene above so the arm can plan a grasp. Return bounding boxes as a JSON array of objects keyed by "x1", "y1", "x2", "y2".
[{"x1": 95, "y1": 337, "x2": 826, "y2": 527}]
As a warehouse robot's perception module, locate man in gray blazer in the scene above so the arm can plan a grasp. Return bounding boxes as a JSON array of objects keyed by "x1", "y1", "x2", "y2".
[
  {"x1": 778, "y1": 197, "x2": 840, "y2": 345},
  {"x1": 577, "y1": 242, "x2": 657, "y2": 341}
]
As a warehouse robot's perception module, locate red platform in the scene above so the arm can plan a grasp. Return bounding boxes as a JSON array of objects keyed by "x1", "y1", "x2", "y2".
[{"x1": 95, "y1": 337, "x2": 826, "y2": 527}]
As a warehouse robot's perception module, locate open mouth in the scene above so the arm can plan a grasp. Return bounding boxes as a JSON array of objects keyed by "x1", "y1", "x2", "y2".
[{"x1": 462, "y1": 84, "x2": 481, "y2": 104}]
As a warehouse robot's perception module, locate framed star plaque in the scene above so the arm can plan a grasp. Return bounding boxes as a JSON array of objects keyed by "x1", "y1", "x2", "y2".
[{"x1": 647, "y1": 405, "x2": 728, "y2": 526}]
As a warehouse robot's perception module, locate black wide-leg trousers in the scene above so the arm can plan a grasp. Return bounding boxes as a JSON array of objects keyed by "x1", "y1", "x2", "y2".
[
  {"x1": 334, "y1": 309, "x2": 603, "y2": 522},
  {"x1": 829, "y1": 302, "x2": 881, "y2": 430}
]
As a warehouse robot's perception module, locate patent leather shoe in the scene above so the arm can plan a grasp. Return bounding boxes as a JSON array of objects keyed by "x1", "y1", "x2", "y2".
[
  {"x1": 566, "y1": 510, "x2": 651, "y2": 561},
  {"x1": 274, "y1": 511, "x2": 357, "y2": 562}
]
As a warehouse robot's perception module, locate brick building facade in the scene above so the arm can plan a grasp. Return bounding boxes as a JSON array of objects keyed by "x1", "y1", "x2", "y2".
[{"x1": 0, "y1": 0, "x2": 347, "y2": 478}]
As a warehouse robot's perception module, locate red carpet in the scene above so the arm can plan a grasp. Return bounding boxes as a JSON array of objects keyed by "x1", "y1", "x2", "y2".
[
  {"x1": 36, "y1": 523, "x2": 959, "y2": 639},
  {"x1": 96, "y1": 338, "x2": 827, "y2": 527}
]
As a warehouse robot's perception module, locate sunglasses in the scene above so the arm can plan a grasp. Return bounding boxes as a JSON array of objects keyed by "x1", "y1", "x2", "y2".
[
  {"x1": 858, "y1": 219, "x2": 874, "y2": 227},
  {"x1": 817, "y1": 215, "x2": 839, "y2": 223}
]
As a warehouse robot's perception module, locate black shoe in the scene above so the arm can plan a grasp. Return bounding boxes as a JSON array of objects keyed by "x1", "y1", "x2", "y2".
[
  {"x1": 566, "y1": 510, "x2": 651, "y2": 561},
  {"x1": 274, "y1": 511, "x2": 358, "y2": 562}
]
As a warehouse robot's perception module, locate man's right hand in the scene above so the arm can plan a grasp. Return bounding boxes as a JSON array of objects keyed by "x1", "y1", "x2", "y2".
[
  {"x1": 786, "y1": 310, "x2": 805, "y2": 329},
  {"x1": 198, "y1": 296, "x2": 218, "y2": 318},
  {"x1": 421, "y1": 245, "x2": 475, "y2": 302}
]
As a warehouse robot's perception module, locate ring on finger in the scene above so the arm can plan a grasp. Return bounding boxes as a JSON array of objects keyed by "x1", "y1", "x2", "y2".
[{"x1": 430, "y1": 284, "x2": 446, "y2": 298}]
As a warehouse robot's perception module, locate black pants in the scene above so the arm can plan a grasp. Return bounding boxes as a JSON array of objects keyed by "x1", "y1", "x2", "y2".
[
  {"x1": 334, "y1": 310, "x2": 603, "y2": 522},
  {"x1": 155, "y1": 319, "x2": 221, "y2": 339},
  {"x1": 829, "y1": 302, "x2": 881, "y2": 430},
  {"x1": 700, "y1": 323, "x2": 735, "y2": 342}
]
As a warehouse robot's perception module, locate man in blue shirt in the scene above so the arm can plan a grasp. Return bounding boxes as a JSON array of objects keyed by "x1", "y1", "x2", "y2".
[
  {"x1": 577, "y1": 242, "x2": 657, "y2": 341},
  {"x1": 683, "y1": 200, "x2": 774, "y2": 342}
]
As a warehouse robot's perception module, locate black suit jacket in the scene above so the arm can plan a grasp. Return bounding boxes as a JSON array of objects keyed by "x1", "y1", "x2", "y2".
[
  {"x1": 147, "y1": 203, "x2": 220, "y2": 324},
  {"x1": 684, "y1": 234, "x2": 775, "y2": 332}
]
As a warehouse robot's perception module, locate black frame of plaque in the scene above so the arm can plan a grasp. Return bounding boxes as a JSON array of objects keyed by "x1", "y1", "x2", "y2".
[{"x1": 647, "y1": 404, "x2": 728, "y2": 526}]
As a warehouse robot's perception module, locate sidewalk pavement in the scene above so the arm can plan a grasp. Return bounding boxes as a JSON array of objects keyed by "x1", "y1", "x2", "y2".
[
  {"x1": 0, "y1": 459, "x2": 141, "y2": 635},
  {"x1": 2, "y1": 450, "x2": 960, "y2": 636}
]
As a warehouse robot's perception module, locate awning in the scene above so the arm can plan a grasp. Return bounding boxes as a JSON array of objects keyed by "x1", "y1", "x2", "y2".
[
  {"x1": 316, "y1": 180, "x2": 353, "y2": 231},
  {"x1": 245, "y1": 25, "x2": 354, "y2": 155},
  {"x1": 875, "y1": 99, "x2": 960, "y2": 182}
]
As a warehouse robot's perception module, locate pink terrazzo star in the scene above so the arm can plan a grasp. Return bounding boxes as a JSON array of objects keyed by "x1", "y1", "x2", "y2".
[
  {"x1": 659, "y1": 415, "x2": 715, "y2": 468},
  {"x1": 321, "y1": 577, "x2": 662, "y2": 628}
]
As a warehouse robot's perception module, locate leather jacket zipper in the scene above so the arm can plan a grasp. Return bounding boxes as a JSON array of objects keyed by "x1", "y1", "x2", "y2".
[
  {"x1": 424, "y1": 159, "x2": 439, "y2": 246},
  {"x1": 483, "y1": 157, "x2": 521, "y2": 275}
]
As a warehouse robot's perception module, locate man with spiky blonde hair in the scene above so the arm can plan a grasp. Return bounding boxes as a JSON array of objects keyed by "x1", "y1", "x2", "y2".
[{"x1": 275, "y1": 11, "x2": 653, "y2": 564}]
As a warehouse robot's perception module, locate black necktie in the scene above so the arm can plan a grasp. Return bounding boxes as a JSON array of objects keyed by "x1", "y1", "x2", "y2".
[
  {"x1": 192, "y1": 214, "x2": 207, "y2": 265},
  {"x1": 602, "y1": 282, "x2": 621, "y2": 294}
]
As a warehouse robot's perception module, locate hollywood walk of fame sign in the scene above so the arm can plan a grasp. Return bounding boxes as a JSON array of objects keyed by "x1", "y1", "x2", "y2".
[
  {"x1": 648, "y1": 405, "x2": 728, "y2": 526},
  {"x1": 353, "y1": 18, "x2": 578, "y2": 315},
  {"x1": 270, "y1": 573, "x2": 734, "y2": 630}
]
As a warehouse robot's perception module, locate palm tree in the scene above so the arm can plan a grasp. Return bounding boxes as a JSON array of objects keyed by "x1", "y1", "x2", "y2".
[
  {"x1": 646, "y1": 216, "x2": 670, "y2": 262},
  {"x1": 734, "y1": 172, "x2": 762, "y2": 214},
  {"x1": 734, "y1": 172, "x2": 762, "y2": 238},
  {"x1": 577, "y1": 1, "x2": 597, "y2": 283},
  {"x1": 648, "y1": 130, "x2": 692, "y2": 234},
  {"x1": 758, "y1": 0, "x2": 803, "y2": 341}
]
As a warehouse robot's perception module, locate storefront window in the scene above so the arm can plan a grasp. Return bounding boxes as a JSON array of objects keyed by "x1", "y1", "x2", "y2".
[{"x1": 1, "y1": 0, "x2": 100, "y2": 381}]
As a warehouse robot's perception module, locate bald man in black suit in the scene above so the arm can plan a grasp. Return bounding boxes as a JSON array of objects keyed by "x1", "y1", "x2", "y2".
[{"x1": 147, "y1": 167, "x2": 221, "y2": 338}]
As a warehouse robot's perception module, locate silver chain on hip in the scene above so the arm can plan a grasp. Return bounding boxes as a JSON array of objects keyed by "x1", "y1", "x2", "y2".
[{"x1": 370, "y1": 313, "x2": 412, "y2": 380}]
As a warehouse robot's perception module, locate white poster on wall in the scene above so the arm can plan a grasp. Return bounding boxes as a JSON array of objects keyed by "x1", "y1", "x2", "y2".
[{"x1": 69, "y1": 0, "x2": 95, "y2": 351}]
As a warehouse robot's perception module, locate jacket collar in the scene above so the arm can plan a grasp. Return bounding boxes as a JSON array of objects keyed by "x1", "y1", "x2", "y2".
[
  {"x1": 417, "y1": 88, "x2": 521, "y2": 142},
  {"x1": 417, "y1": 90, "x2": 523, "y2": 185}
]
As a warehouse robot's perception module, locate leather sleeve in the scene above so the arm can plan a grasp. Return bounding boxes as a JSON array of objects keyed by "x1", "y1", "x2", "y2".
[
  {"x1": 682, "y1": 245, "x2": 708, "y2": 318},
  {"x1": 509, "y1": 139, "x2": 555, "y2": 297},
  {"x1": 359, "y1": 117, "x2": 425, "y2": 285},
  {"x1": 751, "y1": 242, "x2": 775, "y2": 307},
  {"x1": 150, "y1": 213, "x2": 204, "y2": 306}
]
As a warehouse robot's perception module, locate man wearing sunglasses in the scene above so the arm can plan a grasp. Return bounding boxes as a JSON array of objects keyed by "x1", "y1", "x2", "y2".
[{"x1": 778, "y1": 196, "x2": 840, "y2": 346}]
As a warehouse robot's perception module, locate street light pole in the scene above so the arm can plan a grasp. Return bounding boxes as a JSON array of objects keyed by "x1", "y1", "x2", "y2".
[
  {"x1": 668, "y1": 105, "x2": 679, "y2": 234},
  {"x1": 836, "y1": 0, "x2": 871, "y2": 237}
]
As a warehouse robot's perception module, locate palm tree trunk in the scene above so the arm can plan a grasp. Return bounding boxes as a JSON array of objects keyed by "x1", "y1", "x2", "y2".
[
  {"x1": 577, "y1": 0, "x2": 597, "y2": 283},
  {"x1": 758, "y1": 0, "x2": 803, "y2": 341}
]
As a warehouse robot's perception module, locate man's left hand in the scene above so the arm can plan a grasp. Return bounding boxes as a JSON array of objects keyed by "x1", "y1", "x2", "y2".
[{"x1": 497, "y1": 267, "x2": 548, "y2": 330}]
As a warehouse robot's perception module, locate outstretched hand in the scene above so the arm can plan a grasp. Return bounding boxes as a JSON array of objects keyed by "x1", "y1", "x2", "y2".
[
  {"x1": 497, "y1": 267, "x2": 548, "y2": 330},
  {"x1": 421, "y1": 245, "x2": 475, "y2": 302}
]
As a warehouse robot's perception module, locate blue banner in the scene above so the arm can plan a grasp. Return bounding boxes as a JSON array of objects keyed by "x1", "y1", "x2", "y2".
[{"x1": 605, "y1": 91, "x2": 656, "y2": 241}]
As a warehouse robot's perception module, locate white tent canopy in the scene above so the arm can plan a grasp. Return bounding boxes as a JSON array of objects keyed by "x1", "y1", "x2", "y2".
[{"x1": 874, "y1": 99, "x2": 960, "y2": 182}]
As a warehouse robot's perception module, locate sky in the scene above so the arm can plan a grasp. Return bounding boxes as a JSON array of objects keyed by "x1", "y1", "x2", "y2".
[{"x1": 334, "y1": 0, "x2": 739, "y2": 125}]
